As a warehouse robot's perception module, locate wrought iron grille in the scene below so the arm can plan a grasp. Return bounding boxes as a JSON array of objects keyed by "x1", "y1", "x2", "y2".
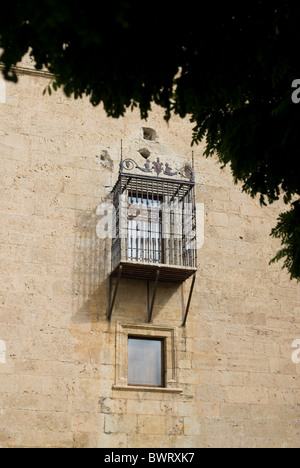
[{"x1": 111, "y1": 157, "x2": 197, "y2": 279}]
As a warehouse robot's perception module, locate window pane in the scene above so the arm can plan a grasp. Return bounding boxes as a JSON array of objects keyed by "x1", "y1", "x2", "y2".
[
  {"x1": 127, "y1": 196, "x2": 162, "y2": 264},
  {"x1": 128, "y1": 338, "x2": 163, "y2": 387}
]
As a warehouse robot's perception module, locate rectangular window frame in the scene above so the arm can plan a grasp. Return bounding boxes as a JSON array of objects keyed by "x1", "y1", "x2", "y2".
[{"x1": 113, "y1": 322, "x2": 182, "y2": 394}]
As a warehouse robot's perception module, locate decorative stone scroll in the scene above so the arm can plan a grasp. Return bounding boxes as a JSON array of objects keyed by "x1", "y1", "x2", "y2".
[{"x1": 120, "y1": 157, "x2": 194, "y2": 182}]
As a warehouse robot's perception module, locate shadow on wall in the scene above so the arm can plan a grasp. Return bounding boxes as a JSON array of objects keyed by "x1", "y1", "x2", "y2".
[{"x1": 72, "y1": 204, "x2": 111, "y2": 324}]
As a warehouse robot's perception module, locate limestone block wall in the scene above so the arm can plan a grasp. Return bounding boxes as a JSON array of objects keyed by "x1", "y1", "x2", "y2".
[{"x1": 0, "y1": 69, "x2": 299, "y2": 448}]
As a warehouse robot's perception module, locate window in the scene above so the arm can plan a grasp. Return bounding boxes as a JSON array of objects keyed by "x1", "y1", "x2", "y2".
[
  {"x1": 114, "y1": 323, "x2": 182, "y2": 393},
  {"x1": 127, "y1": 195, "x2": 163, "y2": 264},
  {"x1": 128, "y1": 337, "x2": 165, "y2": 387}
]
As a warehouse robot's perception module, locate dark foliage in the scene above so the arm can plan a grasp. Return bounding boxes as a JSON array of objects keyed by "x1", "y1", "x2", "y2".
[{"x1": 1, "y1": 1, "x2": 300, "y2": 279}]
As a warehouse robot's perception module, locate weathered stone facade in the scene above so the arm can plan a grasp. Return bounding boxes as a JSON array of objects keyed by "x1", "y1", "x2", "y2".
[{"x1": 0, "y1": 65, "x2": 299, "y2": 448}]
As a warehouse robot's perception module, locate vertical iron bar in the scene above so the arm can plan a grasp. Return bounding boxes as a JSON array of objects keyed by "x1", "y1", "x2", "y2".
[
  {"x1": 161, "y1": 180, "x2": 163, "y2": 264},
  {"x1": 158, "y1": 181, "x2": 161, "y2": 264},
  {"x1": 124, "y1": 177, "x2": 128, "y2": 262},
  {"x1": 193, "y1": 184, "x2": 197, "y2": 268},
  {"x1": 141, "y1": 178, "x2": 144, "y2": 263},
  {"x1": 187, "y1": 186, "x2": 191, "y2": 267},
  {"x1": 129, "y1": 178, "x2": 132, "y2": 261},
  {"x1": 172, "y1": 182, "x2": 175, "y2": 265},
  {"x1": 150, "y1": 179, "x2": 153, "y2": 262},
  {"x1": 166, "y1": 181, "x2": 170, "y2": 265},
  {"x1": 171, "y1": 209, "x2": 175, "y2": 265},
  {"x1": 136, "y1": 176, "x2": 138, "y2": 261},
  {"x1": 180, "y1": 184, "x2": 183, "y2": 266},
  {"x1": 121, "y1": 176, "x2": 124, "y2": 263}
]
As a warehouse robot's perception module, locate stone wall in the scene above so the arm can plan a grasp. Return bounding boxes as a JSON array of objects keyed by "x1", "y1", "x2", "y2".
[{"x1": 0, "y1": 70, "x2": 299, "y2": 448}]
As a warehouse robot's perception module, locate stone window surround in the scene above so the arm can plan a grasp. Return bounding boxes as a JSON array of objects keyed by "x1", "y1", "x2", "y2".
[{"x1": 113, "y1": 322, "x2": 182, "y2": 394}]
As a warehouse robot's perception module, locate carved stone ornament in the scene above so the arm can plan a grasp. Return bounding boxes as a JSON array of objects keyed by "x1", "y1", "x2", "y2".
[{"x1": 120, "y1": 157, "x2": 194, "y2": 181}]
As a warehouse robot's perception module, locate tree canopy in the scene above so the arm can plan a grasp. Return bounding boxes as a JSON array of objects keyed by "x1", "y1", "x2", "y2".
[{"x1": 0, "y1": 1, "x2": 300, "y2": 279}]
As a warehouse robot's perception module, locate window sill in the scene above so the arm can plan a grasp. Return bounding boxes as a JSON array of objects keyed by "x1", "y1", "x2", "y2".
[{"x1": 112, "y1": 385, "x2": 183, "y2": 394}]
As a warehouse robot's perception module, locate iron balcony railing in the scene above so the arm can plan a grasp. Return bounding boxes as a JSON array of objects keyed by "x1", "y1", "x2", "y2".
[{"x1": 111, "y1": 157, "x2": 197, "y2": 275}]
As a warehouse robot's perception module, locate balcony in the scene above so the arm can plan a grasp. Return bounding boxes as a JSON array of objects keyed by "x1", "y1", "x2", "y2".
[{"x1": 108, "y1": 155, "x2": 197, "y2": 325}]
